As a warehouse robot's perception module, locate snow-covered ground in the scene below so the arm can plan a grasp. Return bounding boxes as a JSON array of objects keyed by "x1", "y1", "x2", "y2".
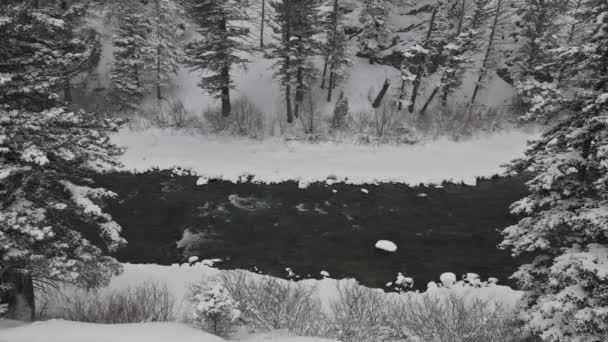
[
  {"x1": 0, "y1": 262, "x2": 522, "y2": 341},
  {"x1": 0, "y1": 320, "x2": 338, "y2": 342},
  {"x1": 113, "y1": 128, "x2": 537, "y2": 186}
]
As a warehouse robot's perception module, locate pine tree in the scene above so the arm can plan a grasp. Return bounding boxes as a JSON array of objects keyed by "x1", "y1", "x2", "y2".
[
  {"x1": 151, "y1": 0, "x2": 183, "y2": 101},
  {"x1": 110, "y1": 0, "x2": 153, "y2": 111},
  {"x1": 268, "y1": 0, "x2": 321, "y2": 122},
  {"x1": 470, "y1": 0, "x2": 509, "y2": 105},
  {"x1": 501, "y1": 0, "x2": 608, "y2": 340},
  {"x1": 321, "y1": 0, "x2": 352, "y2": 102},
  {"x1": 191, "y1": 280, "x2": 240, "y2": 337},
  {"x1": 358, "y1": 0, "x2": 392, "y2": 64},
  {"x1": 1, "y1": 0, "x2": 126, "y2": 321},
  {"x1": 184, "y1": 0, "x2": 251, "y2": 117},
  {"x1": 0, "y1": 1, "x2": 101, "y2": 111},
  {"x1": 401, "y1": 1, "x2": 449, "y2": 113},
  {"x1": 331, "y1": 90, "x2": 349, "y2": 129}
]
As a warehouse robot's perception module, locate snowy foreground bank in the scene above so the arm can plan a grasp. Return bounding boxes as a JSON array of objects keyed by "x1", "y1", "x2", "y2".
[
  {"x1": 113, "y1": 128, "x2": 537, "y2": 186},
  {"x1": 0, "y1": 320, "x2": 337, "y2": 342},
  {"x1": 0, "y1": 263, "x2": 522, "y2": 341}
]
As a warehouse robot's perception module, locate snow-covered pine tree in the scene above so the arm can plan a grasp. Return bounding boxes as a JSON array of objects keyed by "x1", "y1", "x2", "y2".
[
  {"x1": 358, "y1": 0, "x2": 392, "y2": 64},
  {"x1": 191, "y1": 280, "x2": 240, "y2": 337},
  {"x1": 401, "y1": 1, "x2": 449, "y2": 113},
  {"x1": 501, "y1": 0, "x2": 608, "y2": 340},
  {"x1": 331, "y1": 90, "x2": 349, "y2": 129},
  {"x1": 184, "y1": 0, "x2": 252, "y2": 117},
  {"x1": 470, "y1": 0, "x2": 510, "y2": 105},
  {"x1": 110, "y1": 0, "x2": 152, "y2": 111},
  {"x1": 0, "y1": 108, "x2": 125, "y2": 320},
  {"x1": 268, "y1": 0, "x2": 322, "y2": 122},
  {"x1": 0, "y1": 1, "x2": 100, "y2": 111},
  {"x1": 1, "y1": 0, "x2": 126, "y2": 321},
  {"x1": 151, "y1": 0, "x2": 183, "y2": 101},
  {"x1": 320, "y1": 0, "x2": 352, "y2": 102},
  {"x1": 507, "y1": 0, "x2": 569, "y2": 117},
  {"x1": 420, "y1": 30, "x2": 475, "y2": 114}
]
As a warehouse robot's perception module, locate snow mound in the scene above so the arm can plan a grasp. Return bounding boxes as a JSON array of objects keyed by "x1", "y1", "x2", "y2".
[
  {"x1": 440, "y1": 272, "x2": 457, "y2": 287},
  {"x1": 375, "y1": 240, "x2": 398, "y2": 252}
]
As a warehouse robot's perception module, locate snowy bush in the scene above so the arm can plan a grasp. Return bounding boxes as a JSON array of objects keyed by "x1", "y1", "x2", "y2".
[
  {"x1": 61, "y1": 281, "x2": 175, "y2": 323},
  {"x1": 383, "y1": 292, "x2": 528, "y2": 342},
  {"x1": 221, "y1": 270, "x2": 326, "y2": 336},
  {"x1": 190, "y1": 279, "x2": 240, "y2": 337},
  {"x1": 203, "y1": 97, "x2": 264, "y2": 137},
  {"x1": 328, "y1": 280, "x2": 387, "y2": 342}
]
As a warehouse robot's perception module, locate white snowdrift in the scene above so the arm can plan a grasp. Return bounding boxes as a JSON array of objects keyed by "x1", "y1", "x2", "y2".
[
  {"x1": 0, "y1": 320, "x2": 338, "y2": 342},
  {"x1": 113, "y1": 128, "x2": 537, "y2": 186}
]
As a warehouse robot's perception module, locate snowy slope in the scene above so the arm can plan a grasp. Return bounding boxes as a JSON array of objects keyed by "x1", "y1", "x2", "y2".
[
  {"x1": 85, "y1": 0, "x2": 516, "y2": 119},
  {"x1": 112, "y1": 127, "x2": 537, "y2": 186}
]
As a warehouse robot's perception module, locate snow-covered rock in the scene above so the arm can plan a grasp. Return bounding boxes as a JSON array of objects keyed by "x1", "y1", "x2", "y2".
[
  {"x1": 188, "y1": 256, "x2": 199, "y2": 263},
  {"x1": 375, "y1": 240, "x2": 398, "y2": 252},
  {"x1": 320, "y1": 270, "x2": 330, "y2": 278},
  {"x1": 440, "y1": 272, "x2": 457, "y2": 287}
]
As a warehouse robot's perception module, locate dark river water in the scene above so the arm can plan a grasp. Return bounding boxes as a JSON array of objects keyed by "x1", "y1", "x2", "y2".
[{"x1": 96, "y1": 172, "x2": 528, "y2": 290}]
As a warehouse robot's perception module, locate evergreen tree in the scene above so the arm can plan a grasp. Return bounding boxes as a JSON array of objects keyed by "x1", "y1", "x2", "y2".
[
  {"x1": 191, "y1": 280, "x2": 240, "y2": 337},
  {"x1": 320, "y1": 0, "x2": 352, "y2": 102},
  {"x1": 110, "y1": 0, "x2": 153, "y2": 111},
  {"x1": 0, "y1": 1, "x2": 101, "y2": 111},
  {"x1": 331, "y1": 90, "x2": 349, "y2": 129},
  {"x1": 501, "y1": 0, "x2": 608, "y2": 340},
  {"x1": 358, "y1": 0, "x2": 392, "y2": 64},
  {"x1": 151, "y1": 0, "x2": 183, "y2": 101},
  {"x1": 184, "y1": 0, "x2": 251, "y2": 117},
  {"x1": 268, "y1": 0, "x2": 322, "y2": 122},
  {"x1": 470, "y1": 0, "x2": 510, "y2": 105},
  {"x1": 0, "y1": 0, "x2": 126, "y2": 321}
]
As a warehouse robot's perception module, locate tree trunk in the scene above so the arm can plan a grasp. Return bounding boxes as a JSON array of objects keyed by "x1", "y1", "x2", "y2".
[
  {"x1": 260, "y1": 0, "x2": 266, "y2": 48},
  {"x1": 420, "y1": 86, "x2": 439, "y2": 115},
  {"x1": 456, "y1": 0, "x2": 466, "y2": 35},
  {"x1": 320, "y1": 61, "x2": 328, "y2": 89},
  {"x1": 286, "y1": 84, "x2": 293, "y2": 123},
  {"x1": 372, "y1": 78, "x2": 390, "y2": 108},
  {"x1": 220, "y1": 16, "x2": 231, "y2": 117},
  {"x1": 327, "y1": 69, "x2": 335, "y2": 102},
  {"x1": 471, "y1": 0, "x2": 502, "y2": 105},
  {"x1": 4, "y1": 271, "x2": 35, "y2": 322},
  {"x1": 294, "y1": 62, "x2": 303, "y2": 119},
  {"x1": 408, "y1": 5, "x2": 438, "y2": 113}
]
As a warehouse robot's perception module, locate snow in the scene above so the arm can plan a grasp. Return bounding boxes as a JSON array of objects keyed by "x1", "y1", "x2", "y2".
[
  {"x1": 440, "y1": 272, "x2": 457, "y2": 287},
  {"x1": 0, "y1": 321, "x2": 341, "y2": 342},
  {"x1": 375, "y1": 240, "x2": 398, "y2": 252},
  {"x1": 113, "y1": 128, "x2": 537, "y2": 186},
  {"x1": 188, "y1": 256, "x2": 199, "y2": 263},
  {"x1": 320, "y1": 270, "x2": 330, "y2": 278},
  {"x1": 360, "y1": 188, "x2": 369, "y2": 194}
]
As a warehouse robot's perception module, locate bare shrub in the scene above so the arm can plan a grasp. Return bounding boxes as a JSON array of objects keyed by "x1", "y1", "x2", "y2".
[
  {"x1": 221, "y1": 270, "x2": 326, "y2": 336},
  {"x1": 299, "y1": 90, "x2": 322, "y2": 135},
  {"x1": 424, "y1": 104, "x2": 519, "y2": 139},
  {"x1": 61, "y1": 281, "x2": 175, "y2": 323},
  {"x1": 204, "y1": 97, "x2": 264, "y2": 137},
  {"x1": 150, "y1": 99, "x2": 196, "y2": 129},
  {"x1": 328, "y1": 280, "x2": 387, "y2": 342},
  {"x1": 370, "y1": 102, "x2": 402, "y2": 138},
  {"x1": 383, "y1": 292, "x2": 528, "y2": 342}
]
